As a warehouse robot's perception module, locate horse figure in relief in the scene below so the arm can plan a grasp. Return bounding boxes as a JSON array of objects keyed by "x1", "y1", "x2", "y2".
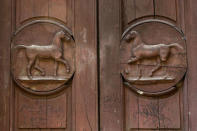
[
  {"x1": 125, "y1": 31, "x2": 183, "y2": 78},
  {"x1": 14, "y1": 30, "x2": 71, "y2": 79}
]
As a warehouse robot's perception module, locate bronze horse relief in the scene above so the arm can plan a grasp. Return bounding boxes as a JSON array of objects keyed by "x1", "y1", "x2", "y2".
[
  {"x1": 120, "y1": 20, "x2": 187, "y2": 96},
  {"x1": 11, "y1": 20, "x2": 76, "y2": 94},
  {"x1": 124, "y1": 31, "x2": 184, "y2": 80},
  {"x1": 13, "y1": 30, "x2": 71, "y2": 79}
]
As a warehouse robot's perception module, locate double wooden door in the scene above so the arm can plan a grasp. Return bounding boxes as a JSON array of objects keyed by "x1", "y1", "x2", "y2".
[{"x1": 0, "y1": 0, "x2": 197, "y2": 131}]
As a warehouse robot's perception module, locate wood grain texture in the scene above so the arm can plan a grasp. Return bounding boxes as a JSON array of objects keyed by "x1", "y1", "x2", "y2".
[
  {"x1": 185, "y1": 0, "x2": 197, "y2": 130},
  {"x1": 0, "y1": 0, "x2": 191, "y2": 130},
  {"x1": 16, "y1": 0, "x2": 49, "y2": 26},
  {"x1": 74, "y1": 0, "x2": 98, "y2": 130},
  {"x1": 159, "y1": 92, "x2": 180, "y2": 129},
  {"x1": 16, "y1": 89, "x2": 71, "y2": 130},
  {"x1": 14, "y1": 0, "x2": 72, "y2": 130},
  {"x1": 123, "y1": 0, "x2": 185, "y2": 130},
  {"x1": 33, "y1": 0, "x2": 49, "y2": 17},
  {"x1": 16, "y1": 0, "x2": 34, "y2": 26},
  {"x1": 49, "y1": 0, "x2": 67, "y2": 22},
  {"x1": 0, "y1": 0, "x2": 12, "y2": 130},
  {"x1": 125, "y1": 90, "x2": 181, "y2": 130},
  {"x1": 122, "y1": 0, "x2": 154, "y2": 26},
  {"x1": 155, "y1": 0, "x2": 177, "y2": 21},
  {"x1": 182, "y1": 76, "x2": 189, "y2": 131},
  {"x1": 17, "y1": 92, "x2": 47, "y2": 128},
  {"x1": 135, "y1": 0, "x2": 154, "y2": 18},
  {"x1": 46, "y1": 93, "x2": 67, "y2": 128},
  {"x1": 138, "y1": 97, "x2": 159, "y2": 129},
  {"x1": 125, "y1": 87, "x2": 138, "y2": 130},
  {"x1": 15, "y1": 1, "x2": 49, "y2": 129},
  {"x1": 99, "y1": 0, "x2": 124, "y2": 131},
  {"x1": 123, "y1": 0, "x2": 135, "y2": 26}
]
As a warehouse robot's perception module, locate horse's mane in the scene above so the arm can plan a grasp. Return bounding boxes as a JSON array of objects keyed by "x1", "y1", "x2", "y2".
[
  {"x1": 130, "y1": 31, "x2": 143, "y2": 46},
  {"x1": 129, "y1": 31, "x2": 144, "y2": 57},
  {"x1": 50, "y1": 30, "x2": 67, "y2": 45}
]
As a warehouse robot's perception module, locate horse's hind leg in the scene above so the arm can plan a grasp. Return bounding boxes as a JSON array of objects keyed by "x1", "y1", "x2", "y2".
[
  {"x1": 54, "y1": 60, "x2": 58, "y2": 76},
  {"x1": 34, "y1": 59, "x2": 45, "y2": 76},
  {"x1": 26, "y1": 58, "x2": 35, "y2": 79},
  {"x1": 137, "y1": 61, "x2": 142, "y2": 80},
  {"x1": 149, "y1": 57, "x2": 161, "y2": 77},
  {"x1": 56, "y1": 58, "x2": 70, "y2": 73}
]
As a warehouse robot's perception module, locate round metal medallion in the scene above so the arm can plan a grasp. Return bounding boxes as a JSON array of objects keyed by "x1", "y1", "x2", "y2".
[
  {"x1": 11, "y1": 19, "x2": 75, "y2": 95},
  {"x1": 120, "y1": 19, "x2": 187, "y2": 96}
]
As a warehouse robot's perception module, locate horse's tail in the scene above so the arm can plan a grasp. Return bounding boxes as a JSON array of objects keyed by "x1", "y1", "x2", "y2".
[
  {"x1": 168, "y1": 43, "x2": 183, "y2": 50},
  {"x1": 14, "y1": 45, "x2": 27, "y2": 50},
  {"x1": 11, "y1": 45, "x2": 27, "y2": 60}
]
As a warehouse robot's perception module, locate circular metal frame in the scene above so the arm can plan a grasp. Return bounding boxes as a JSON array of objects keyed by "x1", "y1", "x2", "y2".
[{"x1": 11, "y1": 18, "x2": 75, "y2": 96}]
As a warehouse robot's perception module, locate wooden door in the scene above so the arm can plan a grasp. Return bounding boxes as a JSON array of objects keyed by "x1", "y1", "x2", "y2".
[
  {"x1": 99, "y1": 0, "x2": 194, "y2": 131},
  {"x1": 0, "y1": 0, "x2": 98, "y2": 131},
  {"x1": 0, "y1": 0, "x2": 197, "y2": 131}
]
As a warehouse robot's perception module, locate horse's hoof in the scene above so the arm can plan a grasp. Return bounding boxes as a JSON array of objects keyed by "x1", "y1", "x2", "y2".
[
  {"x1": 53, "y1": 74, "x2": 57, "y2": 77},
  {"x1": 66, "y1": 68, "x2": 70, "y2": 73},
  {"x1": 28, "y1": 76, "x2": 33, "y2": 80},
  {"x1": 148, "y1": 73, "x2": 153, "y2": 77},
  {"x1": 127, "y1": 59, "x2": 132, "y2": 64},
  {"x1": 41, "y1": 72, "x2": 46, "y2": 76}
]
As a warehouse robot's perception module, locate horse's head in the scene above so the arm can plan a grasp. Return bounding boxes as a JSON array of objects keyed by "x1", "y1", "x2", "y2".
[
  {"x1": 57, "y1": 30, "x2": 71, "y2": 41},
  {"x1": 124, "y1": 31, "x2": 139, "y2": 42}
]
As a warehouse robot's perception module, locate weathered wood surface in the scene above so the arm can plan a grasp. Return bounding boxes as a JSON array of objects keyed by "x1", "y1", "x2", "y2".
[
  {"x1": 99, "y1": 0, "x2": 124, "y2": 131},
  {"x1": 74, "y1": 0, "x2": 98, "y2": 130},
  {"x1": 2, "y1": 0, "x2": 98, "y2": 130},
  {"x1": 122, "y1": 0, "x2": 185, "y2": 130},
  {"x1": 185, "y1": 0, "x2": 197, "y2": 131},
  {"x1": 14, "y1": 0, "x2": 72, "y2": 130},
  {"x1": 0, "y1": 0, "x2": 195, "y2": 131},
  {"x1": 0, "y1": 0, "x2": 12, "y2": 130},
  {"x1": 122, "y1": 0, "x2": 178, "y2": 28}
]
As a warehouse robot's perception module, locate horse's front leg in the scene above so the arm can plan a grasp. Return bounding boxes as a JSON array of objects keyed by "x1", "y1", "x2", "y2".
[
  {"x1": 128, "y1": 56, "x2": 139, "y2": 64},
  {"x1": 137, "y1": 61, "x2": 142, "y2": 80},
  {"x1": 54, "y1": 60, "x2": 58, "y2": 76},
  {"x1": 34, "y1": 59, "x2": 45, "y2": 76},
  {"x1": 56, "y1": 58, "x2": 70, "y2": 73}
]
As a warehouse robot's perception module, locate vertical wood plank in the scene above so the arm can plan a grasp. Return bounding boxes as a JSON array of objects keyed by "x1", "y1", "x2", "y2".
[
  {"x1": 46, "y1": 93, "x2": 67, "y2": 128},
  {"x1": 183, "y1": 77, "x2": 189, "y2": 131},
  {"x1": 16, "y1": 0, "x2": 34, "y2": 26},
  {"x1": 159, "y1": 92, "x2": 181, "y2": 129},
  {"x1": 99, "y1": 0, "x2": 124, "y2": 131},
  {"x1": 125, "y1": 88, "x2": 139, "y2": 130},
  {"x1": 33, "y1": 0, "x2": 49, "y2": 17},
  {"x1": 176, "y1": 0, "x2": 185, "y2": 31},
  {"x1": 74, "y1": 0, "x2": 98, "y2": 130},
  {"x1": 17, "y1": 92, "x2": 47, "y2": 128},
  {"x1": 123, "y1": 0, "x2": 154, "y2": 27},
  {"x1": 16, "y1": 0, "x2": 49, "y2": 26},
  {"x1": 123, "y1": 0, "x2": 135, "y2": 26},
  {"x1": 49, "y1": 0, "x2": 67, "y2": 22},
  {"x1": 15, "y1": 0, "x2": 50, "y2": 130},
  {"x1": 135, "y1": 0, "x2": 154, "y2": 18},
  {"x1": 0, "y1": 0, "x2": 11, "y2": 130},
  {"x1": 138, "y1": 97, "x2": 159, "y2": 129},
  {"x1": 155, "y1": 0, "x2": 177, "y2": 21},
  {"x1": 186, "y1": 0, "x2": 197, "y2": 130}
]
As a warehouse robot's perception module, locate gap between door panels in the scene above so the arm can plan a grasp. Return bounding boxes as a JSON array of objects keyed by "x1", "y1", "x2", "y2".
[{"x1": 96, "y1": 0, "x2": 101, "y2": 130}]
